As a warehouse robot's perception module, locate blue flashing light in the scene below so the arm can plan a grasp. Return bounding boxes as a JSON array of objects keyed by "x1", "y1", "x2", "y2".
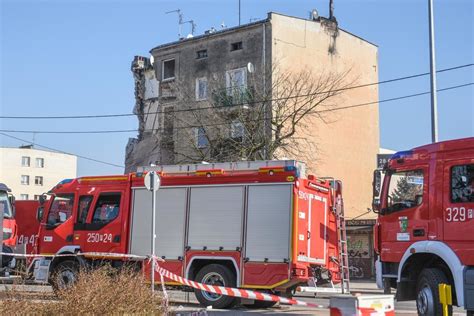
[
  {"x1": 390, "y1": 150, "x2": 413, "y2": 160},
  {"x1": 284, "y1": 165, "x2": 300, "y2": 177},
  {"x1": 58, "y1": 179, "x2": 73, "y2": 185}
]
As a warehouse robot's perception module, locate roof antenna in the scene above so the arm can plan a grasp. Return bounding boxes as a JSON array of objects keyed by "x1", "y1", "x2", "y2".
[
  {"x1": 166, "y1": 9, "x2": 183, "y2": 39},
  {"x1": 182, "y1": 19, "x2": 197, "y2": 36},
  {"x1": 238, "y1": 0, "x2": 241, "y2": 26}
]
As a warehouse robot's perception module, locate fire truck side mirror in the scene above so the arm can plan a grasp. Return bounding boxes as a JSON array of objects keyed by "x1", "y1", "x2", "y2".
[
  {"x1": 36, "y1": 206, "x2": 44, "y2": 222},
  {"x1": 372, "y1": 170, "x2": 382, "y2": 212},
  {"x1": 372, "y1": 170, "x2": 382, "y2": 198}
]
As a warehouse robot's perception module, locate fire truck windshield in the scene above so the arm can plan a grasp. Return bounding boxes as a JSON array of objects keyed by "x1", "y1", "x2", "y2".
[{"x1": 0, "y1": 191, "x2": 13, "y2": 219}]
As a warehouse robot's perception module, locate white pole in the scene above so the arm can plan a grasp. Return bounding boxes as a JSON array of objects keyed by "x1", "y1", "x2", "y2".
[
  {"x1": 151, "y1": 172, "x2": 156, "y2": 292},
  {"x1": 428, "y1": 0, "x2": 439, "y2": 143}
]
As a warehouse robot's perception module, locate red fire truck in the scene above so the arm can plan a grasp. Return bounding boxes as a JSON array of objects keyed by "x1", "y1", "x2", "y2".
[
  {"x1": 31, "y1": 160, "x2": 345, "y2": 308},
  {"x1": 1, "y1": 183, "x2": 17, "y2": 272},
  {"x1": 15, "y1": 200, "x2": 40, "y2": 255},
  {"x1": 373, "y1": 137, "x2": 474, "y2": 315}
]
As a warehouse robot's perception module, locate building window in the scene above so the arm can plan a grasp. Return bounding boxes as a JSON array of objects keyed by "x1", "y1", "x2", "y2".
[
  {"x1": 195, "y1": 77, "x2": 208, "y2": 100},
  {"x1": 35, "y1": 176, "x2": 44, "y2": 186},
  {"x1": 163, "y1": 106, "x2": 174, "y2": 136},
  {"x1": 21, "y1": 156, "x2": 30, "y2": 167},
  {"x1": 195, "y1": 127, "x2": 209, "y2": 148},
  {"x1": 231, "y1": 120, "x2": 244, "y2": 140},
  {"x1": 34, "y1": 195, "x2": 41, "y2": 200},
  {"x1": 196, "y1": 49, "x2": 208, "y2": 59},
  {"x1": 451, "y1": 164, "x2": 474, "y2": 203},
  {"x1": 225, "y1": 68, "x2": 247, "y2": 96},
  {"x1": 36, "y1": 158, "x2": 44, "y2": 168},
  {"x1": 230, "y1": 41, "x2": 243, "y2": 51},
  {"x1": 20, "y1": 194, "x2": 29, "y2": 200},
  {"x1": 21, "y1": 175, "x2": 30, "y2": 185},
  {"x1": 162, "y1": 59, "x2": 176, "y2": 81}
]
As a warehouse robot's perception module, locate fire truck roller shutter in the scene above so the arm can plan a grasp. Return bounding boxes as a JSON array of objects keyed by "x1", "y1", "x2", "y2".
[
  {"x1": 130, "y1": 188, "x2": 187, "y2": 259},
  {"x1": 245, "y1": 184, "x2": 292, "y2": 262},
  {"x1": 188, "y1": 186, "x2": 244, "y2": 251}
]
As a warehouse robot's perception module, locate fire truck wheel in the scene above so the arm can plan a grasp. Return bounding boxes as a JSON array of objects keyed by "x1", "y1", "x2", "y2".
[
  {"x1": 416, "y1": 268, "x2": 452, "y2": 316},
  {"x1": 51, "y1": 260, "x2": 79, "y2": 292},
  {"x1": 194, "y1": 264, "x2": 237, "y2": 309}
]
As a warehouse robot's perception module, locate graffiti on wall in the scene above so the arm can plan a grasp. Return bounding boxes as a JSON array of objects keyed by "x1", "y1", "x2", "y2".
[{"x1": 347, "y1": 234, "x2": 372, "y2": 279}]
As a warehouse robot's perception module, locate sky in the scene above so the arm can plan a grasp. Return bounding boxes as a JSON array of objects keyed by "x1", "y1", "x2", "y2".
[{"x1": 1, "y1": 0, "x2": 473, "y2": 176}]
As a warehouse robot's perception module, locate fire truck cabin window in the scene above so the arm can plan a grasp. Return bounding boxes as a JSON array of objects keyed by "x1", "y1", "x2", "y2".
[
  {"x1": 386, "y1": 170, "x2": 424, "y2": 213},
  {"x1": 451, "y1": 164, "x2": 474, "y2": 203},
  {"x1": 77, "y1": 195, "x2": 93, "y2": 224},
  {"x1": 47, "y1": 194, "x2": 74, "y2": 226},
  {"x1": 92, "y1": 193, "x2": 121, "y2": 224}
]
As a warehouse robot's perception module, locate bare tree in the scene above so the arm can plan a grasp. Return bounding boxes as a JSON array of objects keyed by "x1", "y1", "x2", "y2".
[{"x1": 156, "y1": 66, "x2": 353, "y2": 165}]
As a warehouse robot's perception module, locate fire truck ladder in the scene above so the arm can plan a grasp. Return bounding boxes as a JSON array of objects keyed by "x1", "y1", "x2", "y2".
[{"x1": 336, "y1": 191, "x2": 351, "y2": 294}]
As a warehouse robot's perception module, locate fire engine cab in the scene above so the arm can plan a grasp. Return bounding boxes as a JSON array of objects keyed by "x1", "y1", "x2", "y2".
[
  {"x1": 1, "y1": 182, "x2": 17, "y2": 273},
  {"x1": 32, "y1": 160, "x2": 346, "y2": 308},
  {"x1": 373, "y1": 137, "x2": 474, "y2": 315}
]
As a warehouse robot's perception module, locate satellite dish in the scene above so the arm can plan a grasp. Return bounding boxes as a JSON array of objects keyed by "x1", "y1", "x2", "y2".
[
  {"x1": 247, "y1": 62, "x2": 255, "y2": 73},
  {"x1": 186, "y1": 34, "x2": 194, "y2": 39},
  {"x1": 310, "y1": 9, "x2": 319, "y2": 21},
  {"x1": 150, "y1": 55, "x2": 155, "y2": 65}
]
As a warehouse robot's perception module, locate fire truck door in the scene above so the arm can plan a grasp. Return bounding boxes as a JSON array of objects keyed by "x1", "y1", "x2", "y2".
[
  {"x1": 39, "y1": 194, "x2": 75, "y2": 255},
  {"x1": 307, "y1": 194, "x2": 328, "y2": 264},
  {"x1": 74, "y1": 191, "x2": 125, "y2": 254},
  {"x1": 379, "y1": 167, "x2": 429, "y2": 262},
  {"x1": 442, "y1": 161, "x2": 474, "y2": 243}
]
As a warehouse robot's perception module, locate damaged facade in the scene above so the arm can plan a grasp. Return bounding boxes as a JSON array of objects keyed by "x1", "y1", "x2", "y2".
[{"x1": 125, "y1": 13, "x2": 380, "y2": 274}]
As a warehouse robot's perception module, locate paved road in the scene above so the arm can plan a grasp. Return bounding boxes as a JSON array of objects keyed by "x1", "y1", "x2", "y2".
[
  {"x1": 169, "y1": 281, "x2": 467, "y2": 315},
  {"x1": 1, "y1": 281, "x2": 467, "y2": 315}
]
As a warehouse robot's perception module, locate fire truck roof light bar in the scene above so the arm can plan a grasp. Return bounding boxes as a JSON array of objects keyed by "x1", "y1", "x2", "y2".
[{"x1": 390, "y1": 150, "x2": 414, "y2": 160}]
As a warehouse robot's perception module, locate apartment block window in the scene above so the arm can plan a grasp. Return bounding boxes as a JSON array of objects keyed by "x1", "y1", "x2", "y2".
[
  {"x1": 35, "y1": 176, "x2": 44, "y2": 186},
  {"x1": 34, "y1": 195, "x2": 41, "y2": 200},
  {"x1": 162, "y1": 59, "x2": 176, "y2": 81},
  {"x1": 21, "y1": 156, "x2": 30, "y2": 167},
  {"x1": 195, "y1": 127, "x2": 209, "y2": 148},
  {"x1": 195, "y1": 77, "x2": 208, "y2": 100},
  {"x1": 231, "y1": 120, "x2": 244, "y2": 140},
  {"x1": 225, "y1": 68, "x2": 247, "y2": 96},
  {"x1": 36, "y1": 158, "x2": 44, "y2": 168},
  {"x1": 21, "y1": 175, "x2": 30, "y2": 185},
  {"x1": 230, "y1": 41, "x2": 243, "y2": 51},
  {"x1": 196, "y1": 49, "x2": 208, "y2": 59},
  {"x1": 20, "y1": 194, "x2": 29, "y2": 200}
]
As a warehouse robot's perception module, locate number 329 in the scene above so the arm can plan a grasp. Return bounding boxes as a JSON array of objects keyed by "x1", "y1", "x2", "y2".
[{"x1": 446, "y1": 207, "x2": 466, "y2": 222}]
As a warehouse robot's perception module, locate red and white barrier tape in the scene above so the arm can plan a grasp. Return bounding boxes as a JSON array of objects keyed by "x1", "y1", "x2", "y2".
[
  {"x1": 1, "y1": 251, "x2": 324, "y2": 309},
  {"x1": 0, "y1": 251, "x2": 164, "y2": 262},
  {"x1": 153, "y1": 259, "x2": 324, "y2": 308}
]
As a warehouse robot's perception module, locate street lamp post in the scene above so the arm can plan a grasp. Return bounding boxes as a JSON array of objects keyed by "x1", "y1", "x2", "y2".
[{"x1": 428, "y1": 0, "x2": 439, "y2": 143}]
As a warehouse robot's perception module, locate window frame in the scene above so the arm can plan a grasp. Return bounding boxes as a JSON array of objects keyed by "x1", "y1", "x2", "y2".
[
  {"x1": 225, "y1": 68, "x2": 247, "y2": 97},
  {"x1": 230, "y1": 41, "x2": 243, "y2": 51},
  {"x1": 384, "y1": 169, "x2": 424, "y2": 214},
  {"x1": 450, "y1": 164, "x2": 474, "y2": 203},
  {"x1": 230, "y1": 120, "x2": 244, "y2": 141},
  {"x1": 36, "y1": 157, "x2": 44, "y2": 168},
  {"x1": 46, "y1": 193, "x2": 75, "y2": 228},
  {"x1": 21, "y1": 175, "x2": 30, "y2": 185},
  {"x1": 196, "y1": 49, "x2": 208, "y2": 59},
  {"x1": 195, "y1": 127, "x2": 209, "y2": 149},
  {"x1": 21, "y1": 156, "x2": 30, "y2": 167},
  {"x1": 195, "y1": 77, "x2": 208, "y2": 101},
  {"x1": 91, "y1": 192, "x2": 121, "y2": 226},
  {"x1": 76, "y1": 195, "x2": 94, "y2": 225},
  {"x1": 35, "y1": 176, "x2": 43, "y2": 186},
  {"x1": 162, "y1": 58, "x2": 176, "y2": 81}
]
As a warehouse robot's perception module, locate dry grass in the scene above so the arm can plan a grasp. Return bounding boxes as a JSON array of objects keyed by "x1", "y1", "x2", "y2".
[{"x1": 0, "y1": 266, "x2": 165, "y2": 315}]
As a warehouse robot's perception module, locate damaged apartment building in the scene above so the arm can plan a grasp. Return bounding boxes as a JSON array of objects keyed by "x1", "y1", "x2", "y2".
[{"x1": 125, "y1": 11, "x2": 380, "y2": 277}]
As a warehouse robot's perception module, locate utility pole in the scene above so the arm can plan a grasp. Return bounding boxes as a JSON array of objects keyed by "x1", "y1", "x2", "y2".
[
  {"x1": 238, "y1": 0, "x2": 241, "y2": 26},
  {"x1": 428, "y1": 0, "x2": 439, "y2": 143}
]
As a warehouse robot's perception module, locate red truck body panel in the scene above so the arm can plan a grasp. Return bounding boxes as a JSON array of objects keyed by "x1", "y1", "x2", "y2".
[
  {"x1": 35, "y1": 162, "x2": 342, "y2": 290},
  {"x1": 14, "y1": 200, "x2": 40, "y2": 254}
]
